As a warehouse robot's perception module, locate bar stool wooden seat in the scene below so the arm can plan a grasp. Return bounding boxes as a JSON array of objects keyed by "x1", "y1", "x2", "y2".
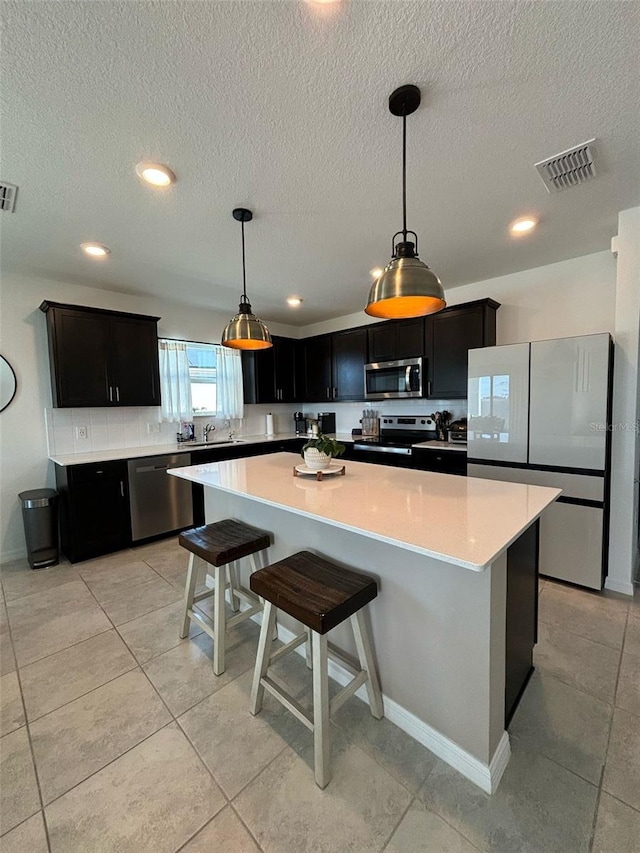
[
  {"x1": 249, "y1": 550, "x2": 383, "y2": 788},
  {"x1": 179, "y1": 519, "x2": 271, "y2": 675}
]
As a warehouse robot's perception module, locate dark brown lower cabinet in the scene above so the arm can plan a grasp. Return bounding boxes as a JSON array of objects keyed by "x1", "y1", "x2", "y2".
[
  {"x1": 56, "y1": 460, "x2": 131, "y2": 562},
  {"x1": 412, "y1": 448, "x2": 467, "y2": 476},
  {"x1": 505, "y1": 520, "x2": 539, "y2": 724}
]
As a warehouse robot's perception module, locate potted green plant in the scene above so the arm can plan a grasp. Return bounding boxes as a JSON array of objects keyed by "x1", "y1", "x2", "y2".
[{"x1": 301, "y1": 433, "x2": 346, "y2": 471}]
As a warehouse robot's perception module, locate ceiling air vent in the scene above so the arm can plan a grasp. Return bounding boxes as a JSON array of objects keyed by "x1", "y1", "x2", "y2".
[
  {"x1": 0, "y1": 182, "x2": 18, "y2": 212},
  {"x1": 535, "y1": 140, "x2": 597, "y2": 193}
]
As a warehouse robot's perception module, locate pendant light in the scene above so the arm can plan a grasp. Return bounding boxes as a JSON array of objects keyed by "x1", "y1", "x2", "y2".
[
  {"x1": 365, "y1": 85, "x2": 446, "y2": 319},
  {"x1": 222, "y1": 208, "x2": 272, "y2": 350}
]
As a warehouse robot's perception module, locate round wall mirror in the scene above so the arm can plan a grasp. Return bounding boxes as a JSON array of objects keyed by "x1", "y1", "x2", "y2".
[{"x1": 0, "y1": 355, "x2": 17, "y2": 412}]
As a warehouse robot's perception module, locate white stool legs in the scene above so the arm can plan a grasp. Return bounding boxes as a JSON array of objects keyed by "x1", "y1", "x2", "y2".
[
  {"x1": 249, "y1": 602, "x2": 383, "y2": 789},
  {"x1": 312, "y1": 632, "x2": 330, "y2": 788},
  {"x1": 180, "y1": 551, "x2": 266, "y2": 676}
]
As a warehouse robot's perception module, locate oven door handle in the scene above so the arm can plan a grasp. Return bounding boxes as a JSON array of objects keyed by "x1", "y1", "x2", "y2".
[{"x1": 353, "y1": 443, "x2": 412, "y2": 456}]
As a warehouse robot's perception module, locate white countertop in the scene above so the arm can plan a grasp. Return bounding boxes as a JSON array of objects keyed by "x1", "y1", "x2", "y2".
[
  {"x1": 169, "y1": 452, "x2": 559, "y2": 571},
  {"x1": 48, "y1": 432, "x2": 305, "y2": 467},
  {"x1": 48, "y1": 431, "x2": 465, "y2": 466}
]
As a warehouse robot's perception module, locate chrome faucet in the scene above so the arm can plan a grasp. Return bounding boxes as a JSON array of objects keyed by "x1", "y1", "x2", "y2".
[
  {"x1": 225, "y1": 419, "x2": 235, "y2": 440},
  {"x1": 203, "y1": 423, "x2": 216, "y2": 442}
]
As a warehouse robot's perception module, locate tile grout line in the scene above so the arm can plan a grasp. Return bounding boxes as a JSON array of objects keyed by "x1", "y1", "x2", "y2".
[
  {"x1": 23, "y1": 661, "x2": 142, "y2": 725},
  {"x1": 588, "y1": 606, "x2": 630, "y2": 852},
  {"x1": 38, "y1": 720, "x2": 178, "y2": 812},
  {"x1": 20, "y1": 574, "x2": 193, "y2": 819},
  {"x1": 378, "y1": 793, "x2": 416, "y2": 852},
  {"x1": 538, "y1": 614, "x2": 628, "y2": 653},
  {"x1": 229, "y1": 801, "x2": 267, "y2": 853},
  {"x1": 1, "y1": 598, "x2": 53, "y2": 852}
]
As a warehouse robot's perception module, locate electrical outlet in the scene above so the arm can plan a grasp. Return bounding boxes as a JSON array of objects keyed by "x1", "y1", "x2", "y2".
[
  {"x1": 74, "y1": 425, "x2": 88, "y2": 440},
  {"x1": 147, "y1": 422, "x2": 161, "y2": 435}
]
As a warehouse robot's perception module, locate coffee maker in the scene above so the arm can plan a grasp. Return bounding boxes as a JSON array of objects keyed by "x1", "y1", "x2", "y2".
[
  {"x1": 293, "y1": 412, "x2": 307, "y2": 435},
  {"x1": 317, "y1": 412, "x2": 336, "y2": 435}
]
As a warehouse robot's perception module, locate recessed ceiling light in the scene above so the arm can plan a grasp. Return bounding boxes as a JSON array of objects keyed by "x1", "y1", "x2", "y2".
[
  {"x1": 135, "y1": 162, "x2": 176, "y2": 187},
  {"x1": 509, "y1": 216, "x2": 538, "y2": 236},
  {"x1": 369, "y1": 267, "x2": 384, "y2": 278},
  {"x1": 286, "y1": 296, "x2": 303, "y2": 307},
  {"x1": 81, "y1": 242, "x2": 110, "y2": 257}
]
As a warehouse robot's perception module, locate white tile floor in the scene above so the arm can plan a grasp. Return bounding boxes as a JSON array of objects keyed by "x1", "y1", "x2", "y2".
[{"x1": 1, "y1": 541, "x2": 639, "y2": 852}]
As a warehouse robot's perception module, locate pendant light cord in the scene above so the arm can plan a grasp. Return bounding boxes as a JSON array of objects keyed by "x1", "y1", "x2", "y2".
[
  {"x1": 402, "y1": 109, "x2": 407, "y2": 241},
  {"x1": 240, "y1": 219, "x2": 247, "y2": 301}
]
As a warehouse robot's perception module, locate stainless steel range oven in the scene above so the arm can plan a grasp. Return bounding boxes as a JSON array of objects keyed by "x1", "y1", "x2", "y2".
[
  {"x1": 364, "y1": 357, "x2": 423, "y2": 400},
  {"x1": 351, "y1": 415, "x2": 436, "y2": 466}
]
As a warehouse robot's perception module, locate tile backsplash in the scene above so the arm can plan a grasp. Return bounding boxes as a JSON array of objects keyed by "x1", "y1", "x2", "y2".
[
  {"x1": 44, "y1": 404, "x2": 298, "y2": 456},
  {"x1": 44, "y1": 399, "x2": 465, "y2": 457}
]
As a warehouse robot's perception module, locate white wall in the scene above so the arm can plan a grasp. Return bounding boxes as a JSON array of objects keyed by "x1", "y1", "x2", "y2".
[
  {"x1": 0, "y1": 272, "x2": 298, "y2": 561},
  {"x1": 301, "y1": 250, "x2": 617, "y2": 344},
  {"x1": 607, "y1": 207, "x2": 640, "y2": 595},
  {"x1": 300, "y1": 250, "x2": 617, "y2": 433}
]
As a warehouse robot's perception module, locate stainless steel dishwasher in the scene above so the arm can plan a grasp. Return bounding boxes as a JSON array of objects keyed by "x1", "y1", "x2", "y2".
[{"x1": 127, "y1": 454, "x2": 194, "y2": 541}]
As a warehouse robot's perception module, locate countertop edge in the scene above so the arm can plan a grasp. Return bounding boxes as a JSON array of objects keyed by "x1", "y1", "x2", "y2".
[{"x1": 169, "y1": 458, "x2": 561, "y2": 571}]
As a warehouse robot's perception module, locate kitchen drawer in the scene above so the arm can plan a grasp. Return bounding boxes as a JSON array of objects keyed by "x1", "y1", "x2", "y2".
[
  {"x1": 539, "y1": 502, "x2": 604, "y2": 589},
  {"x1": 68, "y1": 460, "x2": 129, "y2": 485},
  {"x1": 413, "y1": 449, "x2": 467, "y2": 476},
  {"x1": 467, "y1": 464, "x2": 604, "y2": 501}
]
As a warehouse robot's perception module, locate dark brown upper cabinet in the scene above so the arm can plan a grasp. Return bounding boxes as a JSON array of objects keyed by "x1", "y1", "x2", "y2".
[
  {"x1": 332, "y1": 328, "x2": 367, "y2": 401},
  {"x1": 241, "y1": 335, "x2": 297, "y2": 404},
  {"x1": 367, "y1": 318, "x2": 424, "y2": 363},
  {"x1": 301, "y1": 334, "x2": 333, "y2": 402},
  {"x1": 425, "y1": 299, "x2": 499, "y2": 398},
  {"x1": 40, "y1": 301, "x2": 161, "y2": 408}
]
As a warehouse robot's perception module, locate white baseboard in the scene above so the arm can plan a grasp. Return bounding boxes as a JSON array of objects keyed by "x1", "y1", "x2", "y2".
[
  {"x1": 269, "y1": 617, "x2": 510, "y2": 794},
  {"x1": 604, "y1": 576, "x2": 635, "y2": 596}
]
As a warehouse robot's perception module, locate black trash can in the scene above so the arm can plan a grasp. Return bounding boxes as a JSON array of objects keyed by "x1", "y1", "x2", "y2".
[{"x1": 19, "y1": 489, "x2": 59, "y2": 570}]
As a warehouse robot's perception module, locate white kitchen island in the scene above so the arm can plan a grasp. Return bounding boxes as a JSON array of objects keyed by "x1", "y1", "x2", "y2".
[{"x1": 169, "y1": 452, "x2": 560, "y2": 793}]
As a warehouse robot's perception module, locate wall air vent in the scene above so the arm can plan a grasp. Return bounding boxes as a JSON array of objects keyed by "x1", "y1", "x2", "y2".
[
  {"x1": 535, "y1": 140, "x2": 597, "y2": 193},
  {"x1": 0, "y1": 182, "x2": 18, "y2": 212}
]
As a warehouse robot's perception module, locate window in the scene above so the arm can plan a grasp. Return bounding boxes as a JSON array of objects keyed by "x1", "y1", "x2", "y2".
[
  {"x1": 158, "y1": 338, "x2": 242, "y2": 421},
  {"x1": 186, "y1": 343, "x2": 217, "y2": 415}
]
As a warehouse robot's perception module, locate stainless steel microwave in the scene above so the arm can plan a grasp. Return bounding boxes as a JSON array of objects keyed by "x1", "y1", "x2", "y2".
[{"x1": 364, "y1": 357, "x2": 423, "y2": 399}]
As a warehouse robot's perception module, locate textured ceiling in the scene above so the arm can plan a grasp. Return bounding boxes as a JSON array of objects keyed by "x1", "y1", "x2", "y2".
[{"x1": 1, "y1": 1, "x2": 638, "y2": 325}]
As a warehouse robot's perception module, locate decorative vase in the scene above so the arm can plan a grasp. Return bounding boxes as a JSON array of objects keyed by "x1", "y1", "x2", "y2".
[{"x1": 303, "y1": 448, "x2": 332, "y2": 471}]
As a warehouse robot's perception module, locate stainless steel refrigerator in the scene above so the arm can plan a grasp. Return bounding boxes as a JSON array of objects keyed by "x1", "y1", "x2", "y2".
[{"x1": 467, "y1": 333, "x2": 613, "y2": 589}]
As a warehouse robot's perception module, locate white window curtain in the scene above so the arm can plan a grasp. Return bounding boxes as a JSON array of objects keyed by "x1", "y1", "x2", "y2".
[
  {"x1": 215, "y1": 346, "x2": 244, "y2": 420},
  {"x1": 158, "y1": 339, "x2": 193, "y2": 422}
]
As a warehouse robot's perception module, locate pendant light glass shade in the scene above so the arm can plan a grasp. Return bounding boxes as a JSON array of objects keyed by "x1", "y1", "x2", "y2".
[
  {"x1": 365, "y1": 85, "x2": 445, "y2": 320},
  {"x1": 222, "y1": 208, "x2": 273, "y2": 351}
]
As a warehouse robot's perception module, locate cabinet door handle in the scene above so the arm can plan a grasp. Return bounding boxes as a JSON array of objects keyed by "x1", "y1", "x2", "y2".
[
  {"x1": 115, "y1": 386, "x2": 120, "y2": 403},
  {"x1": 427, "y1": 380, "x2": 431, "y2": 396},
  {"x1": 326, "y1": 387, "x2": 330, "y2": 399},
  {"x1": 333, "y1": 387, "x2": 338, "y2": 399},
  {"x1": 120, "y1": 480, "x2": 125, "y2": 498},
  {"x1": 109, "y1": 386, "x2": 113, "y2": 403}
]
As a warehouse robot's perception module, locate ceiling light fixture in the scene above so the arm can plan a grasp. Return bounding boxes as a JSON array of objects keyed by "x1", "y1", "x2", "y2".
[
  {"x1": 509, "y1": 216, "x2": 538, "y2": 236},
  {"x1": 286, "y1": 296, "x2": 303, "y2": 307},
  {"x1": 222, "y1": 208, "x2": 272, "y2": 351},
  {"x1": 80, "y1": 242, "x2": 110, "y2": 257},
  {"x1": 365, "y1": 85, "x2": 445, "y2": 320},
  {"x1": 135, "y1": 162, "x2": 176, "y2": 187}
]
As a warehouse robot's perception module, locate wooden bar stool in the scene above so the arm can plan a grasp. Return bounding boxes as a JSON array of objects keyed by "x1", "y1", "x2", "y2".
[
  {"x1": 249, "y1": 550, "x2": 383, "y2": 789},
  {"x1": 179, "y1": 519, "x2": 271, "y2": 675}
]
